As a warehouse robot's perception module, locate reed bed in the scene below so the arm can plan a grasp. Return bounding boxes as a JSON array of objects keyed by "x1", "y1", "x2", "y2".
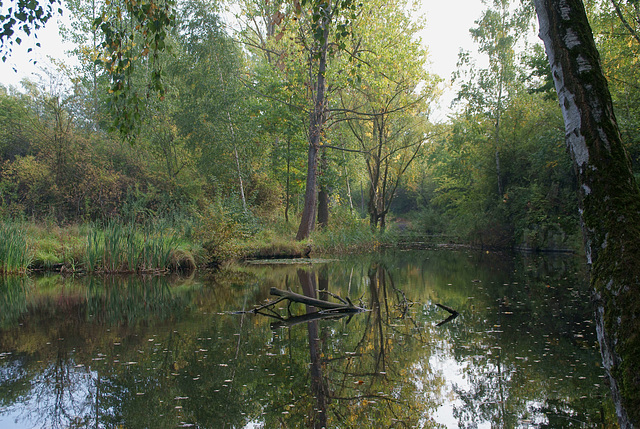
[
  {"x1": 86, "y1": 220, "x2": 178, "y2": 273},
  {"x1": 0, "y1": 223, "x2": 32, "y2": 274}
]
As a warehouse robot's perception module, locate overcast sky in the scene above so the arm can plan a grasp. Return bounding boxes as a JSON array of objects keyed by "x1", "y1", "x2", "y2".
[
  {"x1": 417, "y1": 0, "x2": 489, "y2": 120},
  {"x1": 0, "y1": 0, "x2": 489, "y2": 118}
]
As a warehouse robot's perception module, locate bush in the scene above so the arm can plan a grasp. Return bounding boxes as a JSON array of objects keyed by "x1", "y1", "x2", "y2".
[
  {"x1": 192, "y1": 201, "x2": 241, "y2": 264},
  {"x1": 311, "y1": 207, "x2": 387, "y2": 253}
]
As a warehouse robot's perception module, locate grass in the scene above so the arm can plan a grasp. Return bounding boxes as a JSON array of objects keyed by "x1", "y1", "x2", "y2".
[
  {"x1": 25, "y1": 222, "x2": 87, "y2": 270},
  {"x1": 1, "y1": 208, "x2": 398, "y2": 274},
  {"x1": 310, "y1": 210, "x2": 396, "y2": 254},
  {"x1": 234, "y1": 209, "x2": 396, "y2": 259},
  {"x1": 0, "y1": 222, "x2": 32, "y2": 274},
  {"x1": 86, "y1": 220, "x2": 182, "y2": 273},
  {"x1": 0, "y1": 218, "x2": 199, "y2": 274}
]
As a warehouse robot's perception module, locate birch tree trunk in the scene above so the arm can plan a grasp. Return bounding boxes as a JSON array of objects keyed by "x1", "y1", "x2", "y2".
[{"x1": 534, "y1": 0, "x2": 640, "y2": 426}]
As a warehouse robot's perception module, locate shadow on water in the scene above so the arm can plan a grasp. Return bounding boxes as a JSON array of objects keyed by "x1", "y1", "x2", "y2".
[{"x1": 0, "y1": 249, "x2": 619, "y2": 428}]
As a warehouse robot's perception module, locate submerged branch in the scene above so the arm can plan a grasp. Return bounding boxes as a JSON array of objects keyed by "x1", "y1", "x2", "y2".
[
  {"x1": 435, "y1": 303, "x2": 459, "y2": 326},
  {"x1": 269, "y1": 311, "x2": 354, "y2": 329},
  {"x1": 268, "y1": 287, "x2": 365, "y2": 312}
]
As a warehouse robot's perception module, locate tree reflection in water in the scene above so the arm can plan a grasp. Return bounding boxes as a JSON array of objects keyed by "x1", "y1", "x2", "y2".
[{"x1": 0, "y1": 250, "x2": 618, "y2": 428}]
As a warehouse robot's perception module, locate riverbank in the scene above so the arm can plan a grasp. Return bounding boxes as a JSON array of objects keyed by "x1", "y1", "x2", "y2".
[
  {"x1": 0, "y1": 215, "x2": 399, "y2": 275},
  {"x1": 1, "y1": 214, "x2": 582, "y2": 275}
]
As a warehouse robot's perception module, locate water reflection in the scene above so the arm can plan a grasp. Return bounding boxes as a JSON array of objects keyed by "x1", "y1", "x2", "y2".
[{"x1": 0, "y1": 250, "x2": 617, "y2": 428}]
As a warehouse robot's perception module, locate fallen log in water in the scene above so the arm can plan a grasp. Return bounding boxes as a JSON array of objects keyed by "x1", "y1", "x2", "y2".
[
  {"x1": 269, "y1": 311, "x2": 355, "y2": 329},
  {"x1": 268, "y1": 287, "x2": 363, "y2": 312},
  {"x1": 248, "y1": 287, "x2": 365, "y2": 317}
]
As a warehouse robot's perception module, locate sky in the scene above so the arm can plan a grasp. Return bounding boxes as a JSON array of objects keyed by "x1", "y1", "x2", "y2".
[
  {"x1": 0, "y1": 12, "x2": 76, "y2": 89},
  {"x1": 0, "y1": 0, "x2": 488, "y2": 118},
  {"x1": 417, "y1": 0, "x2": 488, "y2": 120}
]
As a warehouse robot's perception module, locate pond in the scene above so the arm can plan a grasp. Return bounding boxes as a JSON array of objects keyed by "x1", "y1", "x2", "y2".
[{"x1": 0, "y1": 249, "x2": 617, "y2": 428}]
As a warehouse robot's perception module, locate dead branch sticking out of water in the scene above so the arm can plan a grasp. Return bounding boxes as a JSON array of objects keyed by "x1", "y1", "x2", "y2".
[
  {"x1": 267, "y1": 287, "x2": 364, "y2": 312},
  {"x1": 435, "y1": 303, "x2": 459, "y2": 326},
  {"x1": 245, "y1": 287, "x2": 366, "y2": 325}
]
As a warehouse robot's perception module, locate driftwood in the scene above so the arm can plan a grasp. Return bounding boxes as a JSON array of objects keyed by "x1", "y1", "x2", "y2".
[
  {"x1": 268, "y1": 287, "x2": 363, "y2": 312},
  {"x1": 247, "y1": 287, "x2": 366, "y2": 325},
  {"x1": 435, "y1": 303, "x2": 458, "y2": 315},
  {"x1": 269, "y1": 311, "x2": 355, "y2": 329}
]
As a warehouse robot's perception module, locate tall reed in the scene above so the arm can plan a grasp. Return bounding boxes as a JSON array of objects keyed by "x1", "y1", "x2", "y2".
[
  {"x1": 0, "y1": 222, "x2": 32, "y2": 274},
  {"x1": 85, "y1": 220, "x2": 178, "y2": 273}
]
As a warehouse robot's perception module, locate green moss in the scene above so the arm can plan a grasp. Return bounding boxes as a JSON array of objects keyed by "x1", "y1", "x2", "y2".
[{"x1": 585, "y1": 171, "x2": 640, "y2": 426}]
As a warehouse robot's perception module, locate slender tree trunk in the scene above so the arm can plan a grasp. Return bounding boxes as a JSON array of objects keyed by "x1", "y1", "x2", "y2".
[
  {"x1": 317, "y1": 188, "x2": 329, "y2": 228},
  {"x1": 216, "y1": 61, "x2": 247, "y2": 212},
  {"x1": 342, "y1": 151, "x2": 354, "y2": 213},
  {"x1": 296, "y1": 5, "x2": 330, "y2": 240},
  {"x1": 368, "y1": 181, "x2": 379, "y2": 230},
  {"x1": 317, "y1": 149, "x2": 329, "y2": 228},
  {"x1": 535, "y1": 1, "x2": 640, "y2": 426},
  {"x1": 494, "y1": 71, "x2": 504, "y2": 198},
  {"x1": 297, "y1": 140, "x2": 320, "y2": 240},
  {"x1": 232, "y1": 138, "x2": 247, "y2": 212},
  {"x1": 285, "y1": 137, "x2": 291, "y2": 223}
]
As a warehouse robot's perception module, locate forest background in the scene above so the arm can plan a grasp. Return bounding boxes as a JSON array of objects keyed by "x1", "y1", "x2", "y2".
[{"x1": 1, "y1": 0, "x2": 639, "y2": 272}]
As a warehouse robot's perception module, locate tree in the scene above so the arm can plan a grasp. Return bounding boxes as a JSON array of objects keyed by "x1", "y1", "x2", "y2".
[
  {"x1": 534, "y1": 0, "x2": 640, "y2": 427},
  {"x1": 589, "y1": 0, "x2": 640, "y2": 178},
  {"x1": 237, "y1": 0, "x2": 310, "y2": 223},
  {"x1": 2, "y1": 0, "x2": 177, "y2": 138},
  {"x1": 292, "y1": 0, "x2": 359, "y2": 240},
  {"x1": 455, "y1": 0, "x2": 529, "y2": 199},
  {"x1": 334, "y1": 0, "x2": 437, "y2": 231},
  {"x1": 295, "y1": 0, "x2": 333, "y2": 240}
]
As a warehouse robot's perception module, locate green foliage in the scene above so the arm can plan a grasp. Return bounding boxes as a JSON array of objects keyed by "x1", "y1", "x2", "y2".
[
  {"x1": 85, "y1": 219, "x2": 178, "y2": 273},
  {"x1": 311, "y1": 206, "x2": 391, "y2": 253},
  {"x1": 417, "y1": 89, "x2": 580, "y2": 249},
  {"x1": 0, "y1": 221, "x2": 32, "y2": 273},
  {"x1": 192, "y1": 200, "x2": 242, "y2": 264},
  {"x1": 0, "y1": 0, "x2": 621, "y2": 255},
  {"x1": 91, "y1": 0, "x2": 176, "y2": 138}
]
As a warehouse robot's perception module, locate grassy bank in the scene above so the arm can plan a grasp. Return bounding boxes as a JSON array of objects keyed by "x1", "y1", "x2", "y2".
[
  {"x1": 1, "y1": 219, "x2": 201, "y2": 274},
  {"x1": 2, "y1": 211, "x2": 397, "y2": 274}
]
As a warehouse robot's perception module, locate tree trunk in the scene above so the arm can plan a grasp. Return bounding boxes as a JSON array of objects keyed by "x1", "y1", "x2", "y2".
[
  {"x1": 342, "y1": 150, "x2": 354, "y2": 213},
  {"x1": 494, "y1": 70, "x2": 504, "y2": 198},
  {"x1": 285, "y1": 137, "x2": 290, "y2": 223},
  {"x1": 296, "y1": 5, "x2": 330, "y2": 240},
  {"x1": 534, "y1": 1, "x2": 640, "y2": 427},
  {"x1": 297, "y1": 141, "x2": 319, "y2": 240},
  {"x1": 317, "y1": 187, "x2": 329, "y2": 228},
  {"x1": 317, "y1": 149, "x2": 329, "y2": 229}
]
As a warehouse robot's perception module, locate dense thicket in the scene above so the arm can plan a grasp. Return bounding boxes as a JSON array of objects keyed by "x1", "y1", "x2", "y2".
[{"x1": 1, "y1": 0, "x2": 639, "y2": 251}]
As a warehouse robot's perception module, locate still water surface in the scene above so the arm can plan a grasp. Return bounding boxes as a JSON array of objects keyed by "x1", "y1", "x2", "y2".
[{"x1": 0, "y1": 249, "x2": 616, "y2": 428}]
